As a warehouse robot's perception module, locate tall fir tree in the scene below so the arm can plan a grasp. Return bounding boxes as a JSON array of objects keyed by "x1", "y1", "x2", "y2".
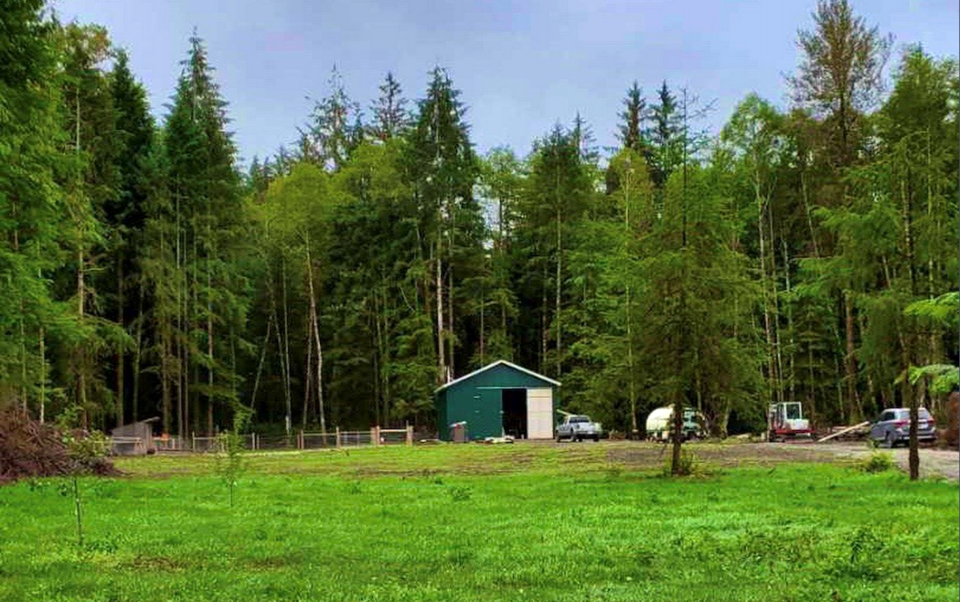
[
  {"x1": 406, "y1": 67, "x2": 483, "y2": 385},
  {"x1": 370, "y1": 71, "x2": 410, "y2": 141},
  {"x1": 0, "y1": 0, "x2": 63, "y2": 420}
]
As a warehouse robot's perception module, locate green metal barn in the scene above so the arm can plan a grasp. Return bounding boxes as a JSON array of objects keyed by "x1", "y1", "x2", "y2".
[{"x1": 435, "y1": 360, "x2": 560, "y2": 441}]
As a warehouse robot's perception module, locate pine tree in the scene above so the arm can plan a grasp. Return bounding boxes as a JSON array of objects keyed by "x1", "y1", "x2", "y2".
[
  {"x1": 0, "y1": 0, "x2": 63, "y2": 421},
  {"x1": 618, "y1": 81, "x2": 646, "y2": 154},
  {"x1": 518, "y1": 125, "x2": 594, "y2": 379},
  {"x1": 406, "y1": 67, "x2": 483, "y2": 385},
  {"x1": 106, "y1": 47, "x2": 155, "y2": 426},
  {"x1": 147, "y1": 31, "x2": 247, "y2": 436},
  {"x1": 788, "y1": 0, "x2": 892, "y2": 168},
  {"x1": 474, "y1": 147, "x2": 523, "y2": 366},
  {"x1": 308, "y1": 65, "x2": 359, "y2": 171},
  {"x1": 55, "y1": 22, "x2": 128, "y2": 428},
  {"x1": 370, "y1": 72, "x2": 410, "y2": 141},
  {"x1": 647, "y1": 81, "x2": 682, "y2": 189}
]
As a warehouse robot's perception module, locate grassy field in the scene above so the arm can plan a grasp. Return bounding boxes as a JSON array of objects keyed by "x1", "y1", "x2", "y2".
[{"x1": 0, "y1": 443, "x2": 957, "y2": 601}]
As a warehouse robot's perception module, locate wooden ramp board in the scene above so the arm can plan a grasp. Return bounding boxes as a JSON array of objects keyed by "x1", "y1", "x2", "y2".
[{"x1": 816, "y1": 421, "x2": 870, "y2": 443}]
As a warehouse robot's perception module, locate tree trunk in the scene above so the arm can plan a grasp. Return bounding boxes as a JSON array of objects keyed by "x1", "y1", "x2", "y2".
[
  {"x1": 116, "y1": 256, "x2": 124, "y2": 427},
  {"x1": 305, "y1": 246, "x2": 326, "y2": 435},
  {"x1": 781, "y1": 235, "x2": 796, "y2": 402},
  {"x1": 250, "y1": 314, "x2": 272, "y2": 412},
  {"x1": 768, "y1": 202, "x2": 784, "y2": 403},
  {"x1": 844, "y1": 292, "x2": 860, "y2": 421},
  {"x1": 206, "y1": 230, "x2": 214, "y2": 436},
  {"x1": 448, "y1": 261, "x2": 455, "y2": 376},
  {"x1": 757, "y1": 189, "x2": 777, "y2": 404},
  {"x1": 132, "y1": 277, "x2": 144, "y2": 423},
  {"x1": 479, "y1": 278, "x2": 485, "y2": 366},
  {"x1": 902, "y1": 170, "x2": 919, "y2": 481},
  {"x1": 39, "y1": 327, "x2": 46, "y2": 424},
  {"x1": 555, "y1": 204, "x2": 562, "y2": 379},
  {"x1": 173, "y1": 195, "x2": 182, "y2": 437},
  {"x1": 303, "y1": 310, "x2": 313, "y2": 428},
  {"x1": 281, "y1": 257, "x2": 292, "y2": 435},
  {"x1": 435, "y1": 236, "x2": 446, "y2": 384},
  {"x1": 77, "y1": 246, "x2": 88, "y2": 429}
]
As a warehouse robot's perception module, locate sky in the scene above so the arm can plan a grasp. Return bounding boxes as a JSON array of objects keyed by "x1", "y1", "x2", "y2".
[{"x1": 56, "y1": 0, "x2": 960, "y2": 166}]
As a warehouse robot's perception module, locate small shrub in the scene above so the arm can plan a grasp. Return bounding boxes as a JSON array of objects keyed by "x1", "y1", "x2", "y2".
[
  {"x1": 604, "y1": 465, "x2": 623, "y2": 481},
  {"x1": 214, "y1": 405, "x2": 252, "y2": 508},
  {"x1": 828, "y1": 525, "x2": 885, "y2": 580},
  {"x1": 856, "y1": 451, "x2": 894, "y2": 473},
  {"x1": 663, "y1": 449, "x2": 701, "y2": 477},
  {"x1": 447, "y1": 485, "x2": 472, "y2": 502}
]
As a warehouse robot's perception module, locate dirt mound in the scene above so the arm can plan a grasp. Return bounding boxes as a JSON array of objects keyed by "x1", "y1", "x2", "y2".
[{"x1": 0, "y1": 408, "x2": 117, "y2": 484}]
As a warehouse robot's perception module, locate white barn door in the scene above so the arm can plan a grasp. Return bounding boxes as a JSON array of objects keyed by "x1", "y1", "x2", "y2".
[{"x1": 526, "y1": 388, "x2": 554, "y2": 439}]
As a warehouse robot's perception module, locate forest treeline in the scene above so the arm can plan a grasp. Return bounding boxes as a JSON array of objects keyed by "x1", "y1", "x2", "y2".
[{"x1": 1, "y1": 0, "x2": 957, "y2": 437}]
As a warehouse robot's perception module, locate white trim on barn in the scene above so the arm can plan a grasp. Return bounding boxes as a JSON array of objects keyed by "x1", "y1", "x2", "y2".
[
  {"x1": 526, "y1": 388, "x2": 554, "y2": 439},
  {"x1": 434, "y1": 359, "x2": 561, "y2": 393}
]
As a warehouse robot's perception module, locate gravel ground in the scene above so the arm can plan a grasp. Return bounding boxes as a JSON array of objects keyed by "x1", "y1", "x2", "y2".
[
  {"x1": 796, "y1": 441, "x2": 960, "y2": 480},
  {"x1": 547, "y1": 439, "x2": 960, "y2": 480}
]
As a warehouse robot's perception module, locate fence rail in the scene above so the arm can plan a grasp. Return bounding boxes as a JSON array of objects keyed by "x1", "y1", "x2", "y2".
[
  {"x1": 297, "y1": 426, "x2": 414, "y2": 449},
  {"x1": 122, "y1": 425, "x2": 416, "y2": 454}
]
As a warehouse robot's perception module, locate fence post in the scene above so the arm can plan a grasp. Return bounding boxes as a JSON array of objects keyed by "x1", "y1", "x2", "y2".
[
  {"x1": 406, "y1": 424, "x2": 413, "y2": 446},
  {"x1": 336, "y1": 426, "x2": 341, "y2": 448},
  {"x1": 191, "y1": 432, "x2": 196, "y2": 452},
  {"x1": 370, "y1": 426, "x2": 378, "y2": 447}
]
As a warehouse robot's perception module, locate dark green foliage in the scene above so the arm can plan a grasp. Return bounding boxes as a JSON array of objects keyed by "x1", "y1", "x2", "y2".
[{"x1": 0, "y1": 0, "x2": 957, "y2": 452}]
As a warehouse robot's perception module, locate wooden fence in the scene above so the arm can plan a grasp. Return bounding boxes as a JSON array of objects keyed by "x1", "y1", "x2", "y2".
[
  {"x1": 298, "y1": 426, "x2": 414, "y2": 449},
  {"x1": 114, "y1": 426, "x2": 416, "y2": 454}
]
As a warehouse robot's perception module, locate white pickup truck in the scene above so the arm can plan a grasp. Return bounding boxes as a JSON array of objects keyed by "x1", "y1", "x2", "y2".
[{"x1": 555, "y1": 414, "x2": 602, "y2": 442}]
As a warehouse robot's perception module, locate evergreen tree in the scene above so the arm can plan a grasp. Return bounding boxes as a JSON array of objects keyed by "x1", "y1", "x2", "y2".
[
  {"x1": 516, "y1": 125, "x2": 594, "y2": 379},
  {"x1": 474, "y1": 147, "x2": 523, "y2": 366},
  {"x1": 146, "y1": 31, "x2": 247, "y2": 435},
  {"x1": 647, "y1": 81, "x2": 682, "y2": 189},
  {"x1": 789, "y1": 0, "x2": 892, "y2": 168},
  {"x1": 0, "y1": 0, "x2": 62, "y2": 420},
  {"x1": 405, "y1": 67, "x2": 483, "y2": 385},
  {"x1": 55, "y1": 22, "x2": 127, "y2": 428},
  {"x1": 617, "y1": 81, "x2": 646, "y2": 154},
  {"x1": 106, "y1": 47, "x2": 155, "y2": 425},
  {"x1": 307, "y1": 65, "x2": 359, "y2": 171},
  {"x1": 370, "y1": 71, "x2": 410, "y2": 141}
]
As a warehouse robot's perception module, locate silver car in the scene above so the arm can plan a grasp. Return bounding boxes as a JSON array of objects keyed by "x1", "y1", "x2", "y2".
[{"x1": 870, "y1": 408, "x2": 937, "y2": 448}]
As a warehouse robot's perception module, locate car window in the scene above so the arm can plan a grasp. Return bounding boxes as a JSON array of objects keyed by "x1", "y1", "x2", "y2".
[
  {"x1": 878, "y1": 411, "x2": 893, "y2": 422},
  {"x1": 570, "y1": 416, "x2": 587, "y2": 423},
  {"x1": 785, "y1": 404, "x2": 801, "y2": 420}
]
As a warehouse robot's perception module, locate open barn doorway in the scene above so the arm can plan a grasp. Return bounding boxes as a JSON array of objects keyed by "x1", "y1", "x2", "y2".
[{"x1": 501, "y1": 389, "x2": 528, "y2": 438}]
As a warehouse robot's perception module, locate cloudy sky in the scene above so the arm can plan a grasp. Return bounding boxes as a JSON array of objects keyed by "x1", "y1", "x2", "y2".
[{"x1": 57, "y1": 0, "x2": 960, "y2": 165}]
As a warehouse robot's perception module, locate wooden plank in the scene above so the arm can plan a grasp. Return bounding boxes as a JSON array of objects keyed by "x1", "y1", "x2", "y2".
[{"x1": 816, "y1": 421, "x2": 870, "y2": 443}]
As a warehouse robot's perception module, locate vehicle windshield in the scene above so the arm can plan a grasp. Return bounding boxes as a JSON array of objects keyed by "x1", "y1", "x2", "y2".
[
  {"x1": 897, "y1": 409, "x2": 932, "y2": 420},
  {"x1": 569, "y1": 416, "x2": 589, "y2": 423},
  {"x1": 785, "y1": 404, "x2": 802, "y2": 420}
]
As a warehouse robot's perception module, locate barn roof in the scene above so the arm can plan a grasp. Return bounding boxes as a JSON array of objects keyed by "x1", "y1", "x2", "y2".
[{"x1": 434, "y1": 360, "x2": 561, "y2": 393}]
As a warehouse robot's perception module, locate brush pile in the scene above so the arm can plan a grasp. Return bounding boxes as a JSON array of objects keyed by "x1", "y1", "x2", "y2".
[{"x1": 0, "y1": 408, "x2": 116, "y2": 484}]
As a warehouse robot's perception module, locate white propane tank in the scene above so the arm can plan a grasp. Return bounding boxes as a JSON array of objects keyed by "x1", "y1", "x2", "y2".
[{"x1": 645, "y1": 407, "x2": 674, "y2": 440}]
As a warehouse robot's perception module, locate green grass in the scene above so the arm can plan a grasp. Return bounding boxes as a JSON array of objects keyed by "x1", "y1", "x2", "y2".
[{"x1": 0, "y1": 444, "x2": 957, "y2": 601}]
